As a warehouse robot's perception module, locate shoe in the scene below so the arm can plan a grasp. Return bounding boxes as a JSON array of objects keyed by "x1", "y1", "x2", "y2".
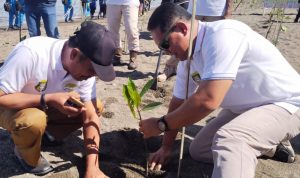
[
  {"x1": 128, "y1": 50, "x2": 138, "y2": 70},
  {"x1": 273, "y1": 143, "x2": 295, "y2": 163},
  {"x1": 7, "y1": 26, "x2": 14, "y2": 31},
  {"x1": 13, "y1": 25, "x2": 20, "y2": 30},
  {"x1": 14, "y1": 147, "x2": 53, "y2": 176},
  {"x1": 68, "y1": 19, "x2": 74, "y2": 22},
  {"x1": 112, "y1": 48, "x2": 122, "y2": 66},
  {"x1": 41, "y1": 131, "x2": 64, "y2": 147},
  {"x1": 157, "y1": 65, "x2": 176, "y2": 82},
  {"x1": 294, "y1": 19, "x2": 299, "y2": 23}
]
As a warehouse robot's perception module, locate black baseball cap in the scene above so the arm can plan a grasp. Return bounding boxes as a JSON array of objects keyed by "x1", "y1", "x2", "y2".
[{"x1": 72, "y1": 21, "x2": 117, "y2": 82}]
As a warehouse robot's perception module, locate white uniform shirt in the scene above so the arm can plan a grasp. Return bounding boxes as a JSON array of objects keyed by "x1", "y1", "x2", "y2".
[
  {"x1": 0, "y1": 37, "x2": 96, "y2": 102},
  {"x1": 174, "y1": 20, "x2": 300, "y2": 114},
  {"x1": 187, "y1": 0, "x2": 227, "y2": 16},
  {"x1": 106, "y1": 0, "x2": 140, "y2": 6}
]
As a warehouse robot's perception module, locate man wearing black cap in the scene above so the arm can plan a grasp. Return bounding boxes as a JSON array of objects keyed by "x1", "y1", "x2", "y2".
[{"x1": 0, "y1": 21, "x2": 116, "y2": 177}]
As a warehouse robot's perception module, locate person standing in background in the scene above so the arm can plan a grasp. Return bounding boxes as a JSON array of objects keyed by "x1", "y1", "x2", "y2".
[
  {"x1": 15, "y1": 0, "x2": 25, "y2": 29},
  {"x1": 24, "y1": 0, "x2": 59, "y2": 38},
  {"x1": 157, "y1": 0, "x2": 233, "y2": 82},
  {"x1": 62, "y1": 0, "x2": 74, "y2": 22},
  {"x1": 98, "y1": 0, "x2": 107, "y2": 18},
  {"x1": 106, "y1": 0, "x2": 140, "y2": 70},
  {"x1": 6, "y1": 0, "x2": 25, "y2": 30},
  {"x1": 81, "y1": 0, "x2": 91, "y2": 17},
  {"x1": 187, "y1": 0, "x2": 232, "y2": 21},
  {"x1": 90, "y1": 0, "x2": 97, "y2": 19}
]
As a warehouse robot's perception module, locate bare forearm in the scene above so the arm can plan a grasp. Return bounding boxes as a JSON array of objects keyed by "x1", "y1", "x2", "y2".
[
  {"x1": 162, "y1": 97, "x2": 183, "y2": 148},
  {"x1": 166, "y1": 94, "x2": 214, "y2": 130},
  {"x1": 0, "y1": 92, "x2": 41, "y2": 109},
  {"x1": 83, "y1": 116, "x2": 101, "y2": 168}
]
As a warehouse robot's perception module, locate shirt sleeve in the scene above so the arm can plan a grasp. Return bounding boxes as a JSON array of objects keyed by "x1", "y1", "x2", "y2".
[
  {"x1": 0, "y1": 46, "x2": 36, "y2": 93},
  {"x1": 201, "y1": 29, "x2": 249, "y2": 80},
  {"x1": 173, "y1": 61, "x2": 198, "y2": 99}
]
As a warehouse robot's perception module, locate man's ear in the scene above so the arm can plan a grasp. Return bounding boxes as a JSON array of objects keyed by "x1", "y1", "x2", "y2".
[
  {"x1": 175, "y1": 21, "x2": 188, "y2": 36},
  {"x1": 70, "y1": 48, "x2": 80, "y2": 61}
]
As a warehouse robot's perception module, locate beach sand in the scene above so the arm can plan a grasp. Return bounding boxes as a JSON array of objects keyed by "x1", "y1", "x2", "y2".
[{"x1": 0, "y1": 1, "x2": 300, "y2": 178}]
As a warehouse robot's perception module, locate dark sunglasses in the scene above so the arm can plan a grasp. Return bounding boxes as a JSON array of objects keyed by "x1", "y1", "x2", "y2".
[{"x1": 158, "y1": 25, "x2": 176, "y2": 51}]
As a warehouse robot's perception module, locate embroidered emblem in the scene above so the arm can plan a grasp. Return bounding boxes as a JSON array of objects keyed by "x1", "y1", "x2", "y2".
[
  {"x1": 64, "y1": 83, "x2": 77, "y2": 92},
  {"x1": 191, "y1": 72, "x2": 201, "y2": 85},
  {"x1": 35, "y1": 80, "x2": 48, "y2": 92}
]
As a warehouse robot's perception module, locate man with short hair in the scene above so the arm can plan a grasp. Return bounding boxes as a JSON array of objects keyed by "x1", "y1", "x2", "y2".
[
  {"x1": 157, "y1": 0, "x2": 233, "y2": 82},
  {"x1": 0, "y1": 21, "x2": 116, "y2": 177},
  {"x1": 139, "y1": 3, "x2": 300, "y2": 178}
]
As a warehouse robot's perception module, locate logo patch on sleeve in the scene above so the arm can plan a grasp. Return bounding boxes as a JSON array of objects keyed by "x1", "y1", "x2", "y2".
[
  {"x1": 35, "y1": 80, "x2": 48, "y2": 92},
  {"x1": 191, "y1": 72, "x2": 201, "y2": 85},
  {"x1": 64, "y1": 83, "x2": 77, "y2": 92}
]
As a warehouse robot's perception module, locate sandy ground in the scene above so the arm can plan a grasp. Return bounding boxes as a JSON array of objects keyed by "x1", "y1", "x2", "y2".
[{"x1": 0, "y1": 1, "x2": 300, "y2": 178}]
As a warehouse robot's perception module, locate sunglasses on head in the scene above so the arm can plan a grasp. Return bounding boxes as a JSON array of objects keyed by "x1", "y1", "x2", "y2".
[{"x1": 158, "y1": 25, "x2": 176, "y2": 51}]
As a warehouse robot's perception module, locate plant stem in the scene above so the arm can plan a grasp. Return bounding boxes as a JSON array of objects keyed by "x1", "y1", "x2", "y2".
[{"x1": 137, "y1": 109, "x2": 149, "y2": 177}]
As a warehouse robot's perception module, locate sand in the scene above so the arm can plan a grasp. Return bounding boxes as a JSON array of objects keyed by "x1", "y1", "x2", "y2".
[{"x1": 0, "y1": 1, "x2": 300, "y2": 178}]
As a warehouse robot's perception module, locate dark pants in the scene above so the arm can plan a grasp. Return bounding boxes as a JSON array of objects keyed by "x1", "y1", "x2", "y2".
[
  {"x1": 99, "y1": 4, "x2": 106, "y2": 17},
  {"x1": 25, "y1": 3, "x2": 59, "y2": 38}
]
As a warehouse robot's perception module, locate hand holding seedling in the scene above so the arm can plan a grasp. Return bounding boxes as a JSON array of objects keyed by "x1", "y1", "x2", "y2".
[{"x1": 139, "y1": 117, "x2": 162, "y2": 138}]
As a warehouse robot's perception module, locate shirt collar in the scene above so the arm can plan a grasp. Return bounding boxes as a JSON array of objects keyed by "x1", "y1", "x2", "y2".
[{"x1": 193, "y1": 21, "x2": 207, "y2": 55}]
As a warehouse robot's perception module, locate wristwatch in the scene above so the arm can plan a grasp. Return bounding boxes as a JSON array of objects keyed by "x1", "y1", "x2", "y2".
[
  {"x1": 157, "y1": 115, "x2": 169, "y2": 132},
  {"x1": 40, "y1": 93, "x2": 48, "y2": 111}
]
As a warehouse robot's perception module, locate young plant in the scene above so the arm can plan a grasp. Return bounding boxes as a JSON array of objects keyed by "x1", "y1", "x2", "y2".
[
  {"x1": 122, "y1": 78, "x2": 162, "y2": 176},
  {"x1": 123, "y1": 78, "x2": 162, "y2": 120},
  {"x1": 265, "y1": 0, "x2": 289, "y2": 46}
]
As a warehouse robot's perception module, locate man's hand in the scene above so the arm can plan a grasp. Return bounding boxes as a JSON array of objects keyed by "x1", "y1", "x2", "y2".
[
  {"x1": 85, "y1": 166, "x2": 108, "y2": 178},
  {"x1": 46, "y1": 91, "x2": 86, "y2": 116},
  {"x1": 139, "y1": 117, "x2": 162, "y2": 138},
  {"x1": 148, "y1": 145, "x2": 172, "y2": 171}
]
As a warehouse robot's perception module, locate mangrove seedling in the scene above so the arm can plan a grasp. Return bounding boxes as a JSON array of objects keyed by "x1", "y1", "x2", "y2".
[{"x1": 122, "y1": 78, "x2": 162, "y2": 176}]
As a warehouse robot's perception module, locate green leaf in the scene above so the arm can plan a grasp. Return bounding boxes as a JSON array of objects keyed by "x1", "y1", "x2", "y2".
[
  {"x1": 122, "y1": 84, "x2": 131, "y2": 102},
  {"x1": 140, "y1": 79, "x2": 154, "y2": 98},
  {"x1": 127, "y1": 78, "x2": 141, "y2": 108},
  {"x1": 122, "y1": 85, "x2": 137, "y2": 118},
  {"x1": 141, "y1": 102, "x2": 163, "y2": 111}
]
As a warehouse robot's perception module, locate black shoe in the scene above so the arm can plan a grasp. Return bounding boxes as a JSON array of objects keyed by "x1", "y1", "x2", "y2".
[
  {"x1": 273, "y1": 143, "x2": 295, "y2": 163},
  {"x1": 14, "y1": 147, "x2": 53, "y2": 176},
  {"x1": 41, "y1": 131, "x2": 64, "y2": 147},
  {"x1": 7, "y1": 26, "x2": 14, "y2": 31}
]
